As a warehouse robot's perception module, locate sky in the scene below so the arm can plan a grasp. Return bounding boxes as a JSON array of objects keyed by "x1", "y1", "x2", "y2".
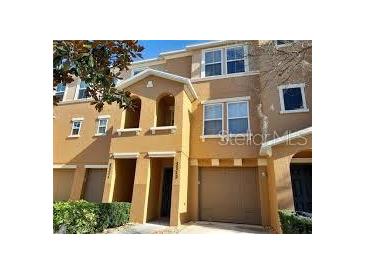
[{"x1": 136, "y1": 40, "x2": 211, "y2": 60}]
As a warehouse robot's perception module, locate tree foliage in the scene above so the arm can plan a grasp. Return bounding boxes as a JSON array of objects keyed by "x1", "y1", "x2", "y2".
[{"x1": 53, "y1": 40, "x2": 144, "y2": 111}]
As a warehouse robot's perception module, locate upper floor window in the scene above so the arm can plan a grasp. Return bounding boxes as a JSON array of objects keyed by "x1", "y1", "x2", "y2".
[
  {"x1": 201, "y1": 45, "x2": 248, "y2": 78},
  {"x1": 204, "y1": 50, "x2": 222, "y2": 77},
  {"x1": 76, "y1": 81, "x2": 90, "y2": 100},
  {"x1": 69, "y1": 118, "x2": 83, "y2": 137},
  {"x1": 96, "y1": 117, "x2": 109, "y2": 135},
  {"x1": 278, "y1": 83, "x2": 308, "y2": 114},
  {"x1": 203, "y1": 103, "x2": 223, "y2": 135},
  {"x1": 227, "y1": 101, "x2": 250, "y2": 134},
  {"x1": 55, "y1": 83, "x2": 66, "y2": 101},
  {"x1": 226, "y1": 46, "x2": 245, "y2": 74}
]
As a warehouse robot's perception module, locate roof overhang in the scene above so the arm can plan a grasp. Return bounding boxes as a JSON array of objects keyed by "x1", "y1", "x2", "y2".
[
  {"x1": 259, "y1": 127, "x2": 312, "y2": 156},
  {"x1": 116, "y1": 68, "x2": 198, "y2": 102}
]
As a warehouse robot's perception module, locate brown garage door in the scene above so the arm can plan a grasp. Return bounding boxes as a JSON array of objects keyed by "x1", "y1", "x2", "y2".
[
  {"x1": 83, "y1": 168, "x2": 107, "y2": 202},
  {"x1": 199, "y1": 167, "x2": 261, "y2": 225},
  {"x1": 53, "y1": 169, "x2": 75, "y2": 201}
]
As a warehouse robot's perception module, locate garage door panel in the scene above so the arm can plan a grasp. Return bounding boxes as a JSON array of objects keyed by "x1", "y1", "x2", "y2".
[
  {"x1": 53, "y1": 169, "x2": 75, "y2": 201},
  {"x1": 199, "y1": 167, "x2": 261, "y2": 225},
  {"x1": 83, "y1": 169, "x2": 107, "y2": 203}
]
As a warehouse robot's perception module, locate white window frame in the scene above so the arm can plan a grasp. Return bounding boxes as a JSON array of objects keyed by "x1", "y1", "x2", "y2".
[
  {"x1": 95, "y1": 117, "x2": 109, "y2": 136},
  {"x1": 225, "y1": 45, "x2": 248, "y2": 75},
  {"x1": 201, "y1": 48, "x2": 223, "y2": 78},
  {"x1": 202, "y1": 103, "x2": 224, "y2": 137},
  {"x1": 201, "y1": 44, "x2": 249, "y2": 79},
  {"x1": 278, "y1": 83, "x2": 309, "y2": 114},
  {"x1": 226, "y1": 101, "x2": 251, "y2": 136},
  {"x1": 54, "y1": 83, "x2": 68, "y2": 102},
  {"x1": 74, "y1": 80, "x2": 91, "y2": 100},
  {"x1": 69, "y1": 119, "x2": 83, "y2": 137}
]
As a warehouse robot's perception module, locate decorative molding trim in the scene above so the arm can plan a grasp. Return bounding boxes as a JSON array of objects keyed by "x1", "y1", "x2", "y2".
[
  {"x1": 190, "y1": 159, "x2": 198, "y2": 166},
  {"x1": 234, "y1": 159, "x2": 243, "y2": 166},
  {"x1": 71, "y1": 117, "x2": 84, "y2": 121},
  {"x1": 192, "y1": 71, "x2": 260, "y2": 83},
  {"x1": 58, "y1": 98, "x2": 93, "y2": 106},
  {"x1": 53, "y1": 164, "x2": 77, "y2": 169},
  {"x1": 116, "y1": 69, "x2": 198, "y2": 102},
  {"x1": 150, "y1": 125, "x2": 176, "y2": 134},
  {"x1": 148, "y1": 151, "x2": 176, "y2": 158},
  {"x1": 67, "y1": 135, "x2": 80, "y2": 138},
  {"x1": 201, "y1": 96, "x2": 251, "y2": 105},
  {"x1": 85, "y1": 164, "x2": 108, "y2": 169},
  {"x1": 211, "y1": 159, "x2": 220, "y2": 166},
  {"x1": 117, "y1": 128, "x2": 142, "y2": 136},
  {"x1": 260, "y1": 127, "x2": 312, "y2": 156},
  {"x1": 97, "y1": 115, "x2": 110, "y2": 119},
  {"x1": 257, "y1": 159, "x2": 268, "y2": 166},
  {"x1": 113, "y1": 152, "x2": 140, "y2": 159}
]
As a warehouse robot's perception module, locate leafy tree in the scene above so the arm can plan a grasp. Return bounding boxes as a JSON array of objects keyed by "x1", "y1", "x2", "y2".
[{"x1": 53, "y1": 40, "x2": 144, "y2": 111}]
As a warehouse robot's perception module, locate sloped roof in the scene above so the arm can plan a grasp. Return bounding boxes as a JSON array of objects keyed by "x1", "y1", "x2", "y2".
[{"x1": 116, "y1": 69, "x2": 198, "y2": 102}]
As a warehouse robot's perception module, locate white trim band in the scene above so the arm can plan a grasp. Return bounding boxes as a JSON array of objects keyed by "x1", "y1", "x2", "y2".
[
  {"x1": 113, "y1": 152, "x2": 140, "y2": 159},
  {"x1": 97, "y1": 115, "x2": 110, "y2": 119},
  {"x1": 150, "y1": 126, "x2": 176, "y2": 134},
  {"x1": 53, "y1": 164, "x2": 77, "y2": 169},
  {"x1": 201, "y1": 96, "x2": 251, "y2": 105},
  {"x1": 85, "y1": 164, "x2": 108, "y2": 169},
  {"x1": 148, "y1": 151, "x2": 176, "y2": 158},
  {"x1": 71, "y1": 117, "x2": 84, "y2": 121},
  {"x1": 117, "y1": 128, "x2": 142, "y2": 136}
]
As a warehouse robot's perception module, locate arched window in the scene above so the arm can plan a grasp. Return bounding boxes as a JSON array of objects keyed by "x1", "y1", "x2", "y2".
[
  {"x1": 124, "y1": 97, "x2": 141, "y2": 129},
  {"x1": 156, "y1": 94, "x2": 175, "y2": 127}
]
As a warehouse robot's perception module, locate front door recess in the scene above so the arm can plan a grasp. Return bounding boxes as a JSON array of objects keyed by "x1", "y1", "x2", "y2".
[
  {"x1": 290, "y1": 164, "x2": 312, "y2": 213},
  {"x1": 160, "y1": 168, "x2": 173, "y2": 217}
]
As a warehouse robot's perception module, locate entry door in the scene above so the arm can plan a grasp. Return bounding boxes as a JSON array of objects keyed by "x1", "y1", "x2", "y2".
[
  {"x1": 290, "y1": 164, "x2": 312, "y2": 213},
  {"x1": 160, "y1": 168, "x2": 173, "y2": 217}
]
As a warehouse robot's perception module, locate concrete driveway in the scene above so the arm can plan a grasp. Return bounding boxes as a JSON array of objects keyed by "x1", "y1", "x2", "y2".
[{"x1": 104, "y1": 221, "x2": 269, "y2": 234}]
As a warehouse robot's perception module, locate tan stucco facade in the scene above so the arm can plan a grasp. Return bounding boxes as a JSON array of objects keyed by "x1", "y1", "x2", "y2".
[{"x1": 53, "y1": 40, "x2": 312, "y2": 232}]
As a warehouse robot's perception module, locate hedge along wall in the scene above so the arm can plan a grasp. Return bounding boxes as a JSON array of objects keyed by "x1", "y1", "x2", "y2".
[
  {"x1": 278, "y1": 209, "x2": 312, "y2": 234},
  {"x1": 53, "y1": 200, "x2": 131, "y2": 234}
]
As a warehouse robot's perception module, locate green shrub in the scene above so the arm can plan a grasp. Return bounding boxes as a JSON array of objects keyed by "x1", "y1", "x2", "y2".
[
  {"x1": 53, "y1": 200, "x2": 131, "y2": 234},
  {"x1": 278, "y1": 209, "x2": 312, "y2": 234}
]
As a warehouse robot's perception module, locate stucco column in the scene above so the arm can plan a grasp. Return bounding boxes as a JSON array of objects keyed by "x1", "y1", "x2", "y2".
[
  {"x1": 102, "y1": 158, "x2": 116, "y2": 202},
  {"x1": 170, "y1": 152, "x2": 189, "y2": 226},
  {"x1": 188, "y1": 163, "x2": 199, "y2": 221},
  {"x1": 129, "y1": 156, "x2": 151, "y2": 224},
  {"x1": 69, "y1": 165, "x2": 87, "y2": 200},
  {"x1": 257, "y1": 162, "x2": 270, "y2": 226}
]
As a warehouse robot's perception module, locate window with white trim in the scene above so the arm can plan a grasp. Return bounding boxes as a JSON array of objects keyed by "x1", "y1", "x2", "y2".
[
  {"x1": 55, "y1": 83, "x2": 66, "y2": 100},
  {"x1": 77, "y1": 81, "x2": 90, "y2": 99},
  {"x1": 70, "y1": 120, "x2": 82, "y2": 136},
  {"x1": 227, "y1": 101, "x2": 250, "y2": 134},
  {"x1": 96, "y1": 118, "x2": 108, "y2": 135},
  {"x1": 226, "y1": 46, "x2": 245, "y2": 74},
  {"x1": 278, "y1": 83, "x2": 308, "y2": 113},
  {"x1": 201, "y1": 44, "x2": 249, "y2": 78},
  {"x1": 203, "y1": 103, "x2": 223, "y2": 135},
  {"x1": 204, "y1": 50, "x2": 222, "y2": 77}
]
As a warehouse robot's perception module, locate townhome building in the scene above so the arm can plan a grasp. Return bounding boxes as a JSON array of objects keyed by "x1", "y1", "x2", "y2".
[{"x1": 53, "y1": 40, "x2": 312, "y2": 232}]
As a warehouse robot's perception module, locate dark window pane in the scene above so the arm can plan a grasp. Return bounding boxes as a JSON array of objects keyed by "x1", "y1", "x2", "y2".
[
  {"x1": 227, "y1": 60, "x2": 245, "y2": 74},
  {"x1": 204, "y1": 120, "x2": 222, "y2": 135},
  {"x1": 205, "y1": 63, "x2": 222, "y2": 76},
  {"x1": 228, "y1": 118, "x2": 249, "y2": 134},
  {"x1": 283, "y1": 87, "x2": 304, "y2": 110}
]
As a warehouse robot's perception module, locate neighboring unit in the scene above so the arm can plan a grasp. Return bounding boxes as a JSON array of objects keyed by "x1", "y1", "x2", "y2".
[{"x1": 53, "y1": 40, "x2": 312, "y2": 232}]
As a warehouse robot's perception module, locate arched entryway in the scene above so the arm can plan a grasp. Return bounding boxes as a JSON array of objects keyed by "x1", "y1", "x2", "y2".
[
  {"x1": 156, "y1": 94, "x2": 175, "y2": 127},
  {"x1": 124, "y1": 97, "x2": 141, "y2": 129},
  {"x1": 290, "y1": 149, "x2": 312, "y2": 213}
]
